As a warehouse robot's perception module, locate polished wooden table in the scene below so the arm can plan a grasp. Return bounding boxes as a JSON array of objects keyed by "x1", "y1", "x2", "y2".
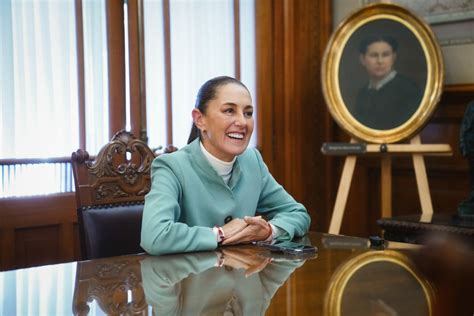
[{"x1": 0, "y1": 232, "x2": 472, "y2": 315}]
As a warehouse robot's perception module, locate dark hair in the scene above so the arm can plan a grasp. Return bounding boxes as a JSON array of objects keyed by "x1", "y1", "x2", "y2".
[
  {"x1": 187, "y1": 76, "x2": 249, "y2": 144},
  {"x1": 358, "y1": 35, "x2": 398, "y2": 54}
]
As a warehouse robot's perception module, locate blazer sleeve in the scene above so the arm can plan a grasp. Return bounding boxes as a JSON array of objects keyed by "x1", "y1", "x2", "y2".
[
  {"x1": 140, "y1": 156, "x2": 217, "y2": 255},
  {"x1": 253, "y1": 149, "x2": 311, "y2": 239}
]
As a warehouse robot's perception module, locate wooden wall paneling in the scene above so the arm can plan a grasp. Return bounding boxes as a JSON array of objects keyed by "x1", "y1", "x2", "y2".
[
  {"x1": 127, "y1": 0, "x2": 144, "y2": 138},
  {"x1": 15, "y1": 226, "x2": 60, "y2": 269},
  {"x1": 281, "y1": 0, "x2": 296, "y2": 197},
  {"x1": 0, "y1": 194, "x2": 77, "y2": 229},
  {"x1": 256, "y1": 0, "x2": 333, "y2": 232},
  {"x1": 0, "y1": 193, "x2": 79, "y2": 271},
  {"x1": 59, "y1": 223, "x2": 76, "y2": 262},
  {"x1": 426, "y1": 169, "x2": 469, "y2": 212},
  {"x1": 106, "y1": 0, "x2": 126, "y2": 137},
  {"x1": 295, "y1": 0, "x2": 334, "y2": 232},
  {"x1": 255, "y1": 0, "x2": 275, "y2": 172},
  {"x1": 339, "y1": 162, "x2": 371, "y2": 236},
  {"x1": 0, "y1": 228, "x2": 15, "y2": 271}
]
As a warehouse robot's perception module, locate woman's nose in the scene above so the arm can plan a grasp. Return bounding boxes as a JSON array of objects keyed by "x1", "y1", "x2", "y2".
[{"x1": 234, "y1": 112, "x2": 246, "y2": 126}]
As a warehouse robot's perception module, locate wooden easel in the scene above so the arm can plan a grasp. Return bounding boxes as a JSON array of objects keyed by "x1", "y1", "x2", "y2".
[{"x1": 328, "y1": 134, "x2": 452, "y2": 234}]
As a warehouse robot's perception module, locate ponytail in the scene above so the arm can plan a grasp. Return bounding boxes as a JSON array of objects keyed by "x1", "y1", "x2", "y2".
[{"x1": 187, "y1": 123, "x2": 200, "y2": 144}]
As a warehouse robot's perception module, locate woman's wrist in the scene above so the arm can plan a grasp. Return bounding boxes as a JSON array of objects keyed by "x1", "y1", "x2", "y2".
[
  {"x1": 213, "y1": 226, "x2": 225, "y2": 243},
  {"x1": 263, "y1": 222, "x2": 273, "y2": 241}
]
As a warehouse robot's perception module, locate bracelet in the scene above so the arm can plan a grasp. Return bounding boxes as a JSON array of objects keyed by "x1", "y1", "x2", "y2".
[
  {"x1": 264, "y1": 222, "x2": 273, "y2": 241},
  {"x1": 215, "y1": 226, "x2": 225, "y2": 243}
]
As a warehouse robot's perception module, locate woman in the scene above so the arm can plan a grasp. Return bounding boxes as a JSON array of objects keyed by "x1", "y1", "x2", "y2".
[
  {"x1": 353, "y1": 35, "x2": 422, "y2": 130},
  {"x1": 141, "y1": 76, "x2": 310, "y2": 255}
]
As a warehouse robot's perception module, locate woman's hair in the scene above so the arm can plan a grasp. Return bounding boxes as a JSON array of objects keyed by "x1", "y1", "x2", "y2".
[
  {"x1": 187, "y1": 76, "x2": 249, "y2": 144},
  {"x1": 358, "y1": 35, "x2": 398, "y2": 54}
]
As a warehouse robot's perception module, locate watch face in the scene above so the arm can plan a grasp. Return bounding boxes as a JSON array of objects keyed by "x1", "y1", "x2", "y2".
[{"x1": 322, "y1": 3, "x2": 443, "y2": 143}]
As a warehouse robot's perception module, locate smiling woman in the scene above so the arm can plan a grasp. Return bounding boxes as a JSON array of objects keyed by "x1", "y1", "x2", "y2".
[
  {"x1": 190, "y1": 77, "x2": 254, "y2": 162},
  {"x1": 140, "y1": 76, "x2": 311, "y2": 255}
]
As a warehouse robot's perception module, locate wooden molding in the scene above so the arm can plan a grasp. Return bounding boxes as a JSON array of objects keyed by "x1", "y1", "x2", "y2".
[
  {"x1": 256, "y1": 0, "x2": 333, "y2": 231},
  {"x1": 127, "y1": 0, "x2": 143, "y2": 138},
  {"x1": 443, "y1": 83, "x2": 474, "y2": 93},
  {"x1": 106, "y1": 0, "x2": 126, "y2": 137}
]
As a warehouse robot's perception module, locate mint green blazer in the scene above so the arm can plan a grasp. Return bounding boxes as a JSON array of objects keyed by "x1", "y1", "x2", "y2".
[{"x1": 141, "y1": 139, "x2": 310, "y2": 255}]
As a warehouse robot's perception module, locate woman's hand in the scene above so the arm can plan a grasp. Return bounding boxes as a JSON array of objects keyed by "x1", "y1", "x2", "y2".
[
  {"x1": 221, "y1": 217, "x2": 248, "y2": 239},
  {"x1": 222, "y1": 216, "x2": 271, "y2": 245}
]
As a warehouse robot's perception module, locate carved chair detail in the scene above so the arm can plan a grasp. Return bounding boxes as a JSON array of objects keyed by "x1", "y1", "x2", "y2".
[{"x1": 71, "y1": 130, "x2": 157, "y2": 207}]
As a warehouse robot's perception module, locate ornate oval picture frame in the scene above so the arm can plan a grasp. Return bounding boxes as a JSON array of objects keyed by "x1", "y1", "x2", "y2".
[
  {"x1": 324, "y1": 250, "x2": 435, "y2": 316},
  {"x1": 322, "y1": 3, "x2": 444, "y2": 143}
]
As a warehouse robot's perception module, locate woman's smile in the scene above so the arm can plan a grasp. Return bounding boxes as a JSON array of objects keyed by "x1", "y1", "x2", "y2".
[{"x1": 193, "y1": 83, "x2": 254, "y2": 162}]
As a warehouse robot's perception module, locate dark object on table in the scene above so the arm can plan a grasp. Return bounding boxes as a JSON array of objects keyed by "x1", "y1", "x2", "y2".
[
  {"x1": 458, "y1": 100, "x2": 474, "y2": 218},
  {"x1": 369, "y1": 235, "x2": 385, "y2": 249},
  {"x1": 256, "y1": 240, "x2": 317, "y2": 256},
  {"x1": 377, "y1": 214, "x2": 474, "y2": 249}
]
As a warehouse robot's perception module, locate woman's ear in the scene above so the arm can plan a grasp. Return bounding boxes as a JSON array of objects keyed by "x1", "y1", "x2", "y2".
[{"x1": 192, "y1": 109, "x2": 206, "y2": 131}]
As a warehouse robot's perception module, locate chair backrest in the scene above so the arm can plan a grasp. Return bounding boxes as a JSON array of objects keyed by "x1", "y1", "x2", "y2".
[{"x1": 71, "y1": 130, "x2": 176, "y2": 259}]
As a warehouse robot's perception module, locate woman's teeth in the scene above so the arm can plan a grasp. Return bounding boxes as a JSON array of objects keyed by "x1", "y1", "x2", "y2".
[{"x1": 227, "y1": 133, "x2": 244, "y2": 139}]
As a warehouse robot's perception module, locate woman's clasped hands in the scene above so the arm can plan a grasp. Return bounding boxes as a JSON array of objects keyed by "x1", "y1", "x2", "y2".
[{"x1": 221, "y1": 215, "x2": 272, "y2": 245}]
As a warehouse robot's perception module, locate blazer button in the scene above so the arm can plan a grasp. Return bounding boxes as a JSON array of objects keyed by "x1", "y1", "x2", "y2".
[{"x1": 225, "y1": 216, "x2": 233, "y2": 224}]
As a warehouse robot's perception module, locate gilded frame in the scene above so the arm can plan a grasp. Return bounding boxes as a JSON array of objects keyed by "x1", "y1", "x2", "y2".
[
  {"x1": 322, "y1": 3, "x2": 444, "y2": 143},
  {"x1": 323, "y1": 250, "x2": 435, "y2": 316}
]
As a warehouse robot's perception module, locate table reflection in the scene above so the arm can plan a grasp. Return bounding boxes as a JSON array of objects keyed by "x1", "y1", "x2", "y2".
[
  {"x1": 141, "y1": 245, "x2": 306, "y2": 316},
  {"x1": 1, "y1": 232, "x2": 472, "y2": 315},
  {"x1": 324, "y1": 250, "x2": 433, "y2": 316},
  {"x1": 72, "y1": 255, "x2": 146, "y2": 315}
]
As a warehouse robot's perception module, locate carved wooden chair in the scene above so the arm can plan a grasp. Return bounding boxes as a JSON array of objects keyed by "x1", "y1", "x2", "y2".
[{"x1": 71, "y1": 130, "x2": 176, "y2": 260}]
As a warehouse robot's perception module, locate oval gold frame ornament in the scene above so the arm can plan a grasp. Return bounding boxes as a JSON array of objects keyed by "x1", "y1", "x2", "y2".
[
  {"x1": 323, "y1": 250, "x2": 435, "y2": 316},
  {"x1": 322, "y1": 3, "x2": 444, "y2": 143}
]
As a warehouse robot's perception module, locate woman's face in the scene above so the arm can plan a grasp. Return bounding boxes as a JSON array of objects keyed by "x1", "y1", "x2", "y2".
[
  {"x1": 193, "y1": 83, "x2": 254, "y2": 162},
  {"x1": 360, "y1": 41, "x2": 397, "y2": 82}
]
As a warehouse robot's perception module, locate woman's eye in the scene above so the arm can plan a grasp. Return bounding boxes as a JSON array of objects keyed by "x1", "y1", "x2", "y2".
[
  {"x1": 245, "y1": 111, "x2": 253, "y2": 117},
  {"x1": 224, "y1": 108, "x2": 234, "y2": 114}
]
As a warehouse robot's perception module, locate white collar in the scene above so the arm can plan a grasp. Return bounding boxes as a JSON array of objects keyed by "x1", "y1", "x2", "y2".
[
  {"x1": 200, "y1": 142, "x2": 235, "y2": 183},
  {"x1": 369, "y1": 70, "x2": 397, "y2": 90}
]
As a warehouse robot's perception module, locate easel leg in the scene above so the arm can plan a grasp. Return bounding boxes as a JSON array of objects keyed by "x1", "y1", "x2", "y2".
[
  {"x1": 329, "y1": 155, "x2": 357, "y2": 234},
  {"x1": 411, "y1": 136, "x2": 434, "y2": 217},
  {"x1": 381, "y1": 156, "x2": 392, "y2": 218}
]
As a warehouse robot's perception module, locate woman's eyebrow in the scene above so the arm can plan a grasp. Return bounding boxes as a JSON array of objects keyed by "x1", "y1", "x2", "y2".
[
  {"x1": 222, "y1": 102, "x2": 237, "y2": 106},
  {"x1": 222, "y1": 102, "x2": 253, "y2": 108}
]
